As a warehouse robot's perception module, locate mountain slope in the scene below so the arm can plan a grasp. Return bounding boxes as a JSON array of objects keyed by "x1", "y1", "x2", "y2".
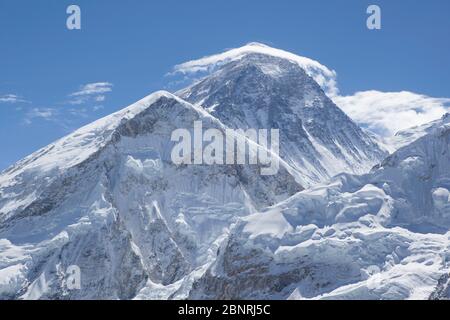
[
  {"x1": 189, "y1": 117, "x2": 450, "y2": 300},
  {"x1": 177, "y1": 46, "x2": 387, "y2": 187},
  {"x1": 0, "y1": 91, "x2": 302, "y2": 299}
]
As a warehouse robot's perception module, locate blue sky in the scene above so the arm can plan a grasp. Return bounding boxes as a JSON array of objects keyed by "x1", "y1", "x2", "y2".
[{"x1": 1, "y1": 0, "x2": 450, "y2": 170}]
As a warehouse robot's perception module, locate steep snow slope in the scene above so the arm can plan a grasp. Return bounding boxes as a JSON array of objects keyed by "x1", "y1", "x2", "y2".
[
  {"x1": 177, "y1": 49, "x2": 387, "y2": 187},
  {"x1": 0, "y1": 91, "x2": 302, "y2": 299},
  {"x1": 189, "y1": 118, "x2": 450, "y2": 300},
  {"x1": 386, "y1": 113, "x2": 450, "y2": 151}
]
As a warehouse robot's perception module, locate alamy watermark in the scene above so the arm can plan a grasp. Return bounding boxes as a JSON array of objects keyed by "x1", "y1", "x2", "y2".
[
  {"x1": 66, "y1": 5, "x2": 81, "y2": 30},
  {"x1": 170, "y1": 121, "x2": 280, "y2": 176},
  {"x1": 65, "y1": 5, "x2": 381, "y2": 31},
  {"x1": 367, "y1": 5, "x2": 381, "y2": 30},
  {"x1": 61, "y1": 264, "x2": 81, "y2": 291}
]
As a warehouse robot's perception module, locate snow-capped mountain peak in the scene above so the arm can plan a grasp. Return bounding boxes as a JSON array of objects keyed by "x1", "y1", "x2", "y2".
[
  {"x1": 173, "y1": 42, "x2": 338, "y2": 97},
  {"x1": 177, "y1": 51, "x2": 387, "y2": 187}
]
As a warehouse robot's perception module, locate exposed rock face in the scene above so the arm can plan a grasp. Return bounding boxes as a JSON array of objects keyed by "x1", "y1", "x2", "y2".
[
  {"x1": 178, "y1": 53, "x2": 387, "y2": 187},
  {"x1": 430, "y1": 273, "x2": 450, "y2": 300}
]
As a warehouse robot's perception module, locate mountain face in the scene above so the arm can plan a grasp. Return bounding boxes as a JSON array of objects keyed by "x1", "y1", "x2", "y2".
[
  {"x1": 177, "y1": 52, "x2": 387, "y2": 187},
  {"x1": 0, "y1": 92, "x2": 301, "y2": 299},
  {"x1": 0, "y1": 44, "x2": 448, "y2": 300},
  {"x1": 189, "y1": 117, "x2": 450, "y2": 300}
]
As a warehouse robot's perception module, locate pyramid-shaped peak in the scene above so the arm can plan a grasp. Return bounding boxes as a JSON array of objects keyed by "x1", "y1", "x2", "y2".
[{"x1": 173, "y1": 42, "x2": 338, "y2": 96}]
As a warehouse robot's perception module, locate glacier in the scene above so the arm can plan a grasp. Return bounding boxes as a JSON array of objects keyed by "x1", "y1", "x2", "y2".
[{"x1": 189, "y1": 112, "x2": 450, "y2": 300}]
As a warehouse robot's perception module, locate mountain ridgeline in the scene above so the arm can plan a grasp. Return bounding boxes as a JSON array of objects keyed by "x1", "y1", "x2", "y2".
[{"x1": 0, "y1": 44, "x2": 448, "y2": 300}]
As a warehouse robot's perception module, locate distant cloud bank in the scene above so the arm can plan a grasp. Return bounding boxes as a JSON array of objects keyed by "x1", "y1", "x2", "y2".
[{"x1": 333, "y1": 91, "x2": 450, "y2": 137}]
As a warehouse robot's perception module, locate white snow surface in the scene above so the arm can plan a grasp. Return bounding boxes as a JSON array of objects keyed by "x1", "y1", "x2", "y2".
[
  {"x1": 386, "y1": 112, "x2": 450, "y2": 151},
  {"x1": 190, "y1": 119, "x2": 450, "y2": 300},
  {"x1": 0, "y1": 91, "x2": 302, "y2": 299},
  {"x1": 173, "y1": 42, "x2": 339, "y2": 97}
]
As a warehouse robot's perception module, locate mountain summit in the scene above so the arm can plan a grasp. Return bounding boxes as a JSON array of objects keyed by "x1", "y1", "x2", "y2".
[
  {"x1": 174, "y1": 42, "x2": 339, "y2": 96},
  {"x1": 177, "y1": 46, "x2": 387, "y2": 186}
]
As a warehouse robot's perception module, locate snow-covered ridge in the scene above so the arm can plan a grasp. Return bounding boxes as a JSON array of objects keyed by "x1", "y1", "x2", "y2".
[
  {"x1": 0, "y1": 89, "x2": 302, "y2": 222},
  {"x1": 173, "y1": 42, "x2": 338, "y2": 97},
  {"x1": 0, "y1": 91, "x2": 176, "y2": 182},
  {"x1": 386, "y1": 112, "x2": 450, "y2": 151},
  {"x1": 190, "y1": 118, "x2": 450, "y2": 300}
]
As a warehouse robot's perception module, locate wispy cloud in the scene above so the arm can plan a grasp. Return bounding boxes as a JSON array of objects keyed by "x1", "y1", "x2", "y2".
[
  {"x1": 333, "y1": 91, "x2": 450, "y2": 137},
  {"x1": 0, "y1": 94, "x2": 29, "y2": 104},
  {"x1": 68, "y1": 82, "x2": 113, "y2": 105},
  {"x1": 24, "y1": 107, "x2": 57, "y2": 125},
  {"x1": 93, "y1": 105, "x2": 104, "y2": 111},
  {"x1": 70, "y1": 82, "x2": 113, "y2": 96},
  {"x1": 19, "y1": 82, "x2": 113, "y2": 126}
]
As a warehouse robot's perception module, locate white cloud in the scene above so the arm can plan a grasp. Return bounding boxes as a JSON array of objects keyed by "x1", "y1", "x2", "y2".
[
  {"x1": 67, "y1": 97, "x2": 86, "y2": 105},
  {"x1": 68, "y1": 107, "x2": 89, "y2": 118},
  {"x1": 70, "y1": 82, "x2": 113, "y2": 97},
  {"x1": 24, "y1": 108, "x2": 57, "y2": 125},
  {"x1": 0, "y1": 94, "x2": 29, "y2": 104},
  {"x1": 93, "y1": 105, "x2": 104, "y2": 111},
  {"x1": 68, "y1": 82, "x2": 113, "y2": 105},
  {"x1": 333, "y1": 91, "x2": 450, "y2": 137},
  {"x1": 3, "y1": 83, "x2": 111, "y2": 126}
]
